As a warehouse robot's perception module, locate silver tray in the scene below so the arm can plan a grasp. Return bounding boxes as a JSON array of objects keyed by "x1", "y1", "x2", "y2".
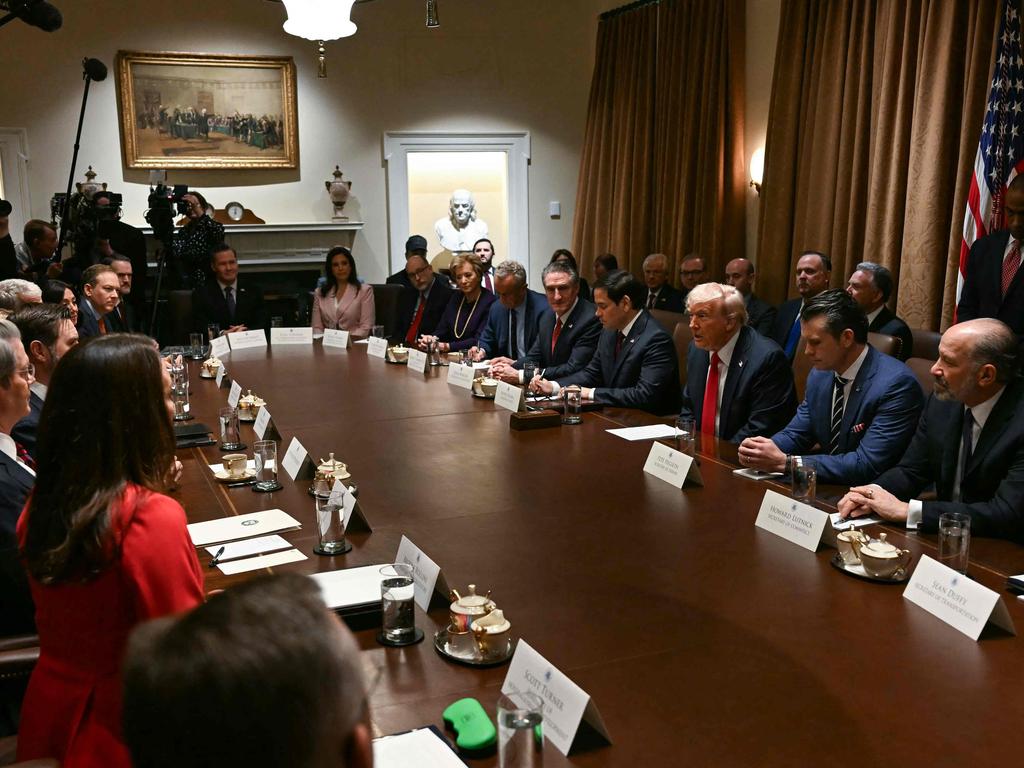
[
  {"x1": 471, "y1": 391, "x2": 496, "y2": 400},
  {"x1": 829, "y1": 552, "x2": 909, "y2": 584},
  {"x1": 433, "y1": 628, "x2": 516, "y2": 668}
]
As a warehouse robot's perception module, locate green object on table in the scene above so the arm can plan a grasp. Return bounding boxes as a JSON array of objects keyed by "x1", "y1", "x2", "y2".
[{"x1": 442, "y1": 697, "x2": 497, "y2": 751}]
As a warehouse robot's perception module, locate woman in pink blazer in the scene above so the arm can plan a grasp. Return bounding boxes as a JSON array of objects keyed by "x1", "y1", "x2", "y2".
[{"x1": 311, "y1": 246, "x2": 375, "y2": 338}]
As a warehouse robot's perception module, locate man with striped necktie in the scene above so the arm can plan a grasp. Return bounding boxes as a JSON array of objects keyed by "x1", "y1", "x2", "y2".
[{"x1": 738, "y1": 290, "x2": 923, "y2": 485}]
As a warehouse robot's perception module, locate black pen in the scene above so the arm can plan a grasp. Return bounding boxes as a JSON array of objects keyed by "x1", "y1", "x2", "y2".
[
  {"x1": 226, "y1": 479, "x2": 256, "y2": 488},
  {"x1": 209, "y1": 546, "x2": 226, "y2": 568}
]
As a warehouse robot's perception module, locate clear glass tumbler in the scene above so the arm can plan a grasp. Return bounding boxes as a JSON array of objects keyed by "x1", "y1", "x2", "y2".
[
  {"x1": 791, "y1": 458, "x2": 816, "y2": 502},
  {"x1": 497, "y1": 691, "x2": 544, "y2": 768},
  {"x1": 562, "y1": 385, "x2": 582, "y2": 424},
  {"x1": 379, "y1": 564, "x2": 416, "y2": 643},
  {"x1": 219, "y1": 406, "x2": 242, "y2": 450},
  {"x1": 253, "y1": 439, "x2": 280, "y2": 491},
  {"x1": 938, "y1": 511, "x2": 971, "y2": 574}
]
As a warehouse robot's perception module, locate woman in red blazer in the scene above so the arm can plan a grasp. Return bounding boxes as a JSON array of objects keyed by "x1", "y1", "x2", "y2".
[{"x1": 16, "y1": 334, "x2": 204, "y2": 768}]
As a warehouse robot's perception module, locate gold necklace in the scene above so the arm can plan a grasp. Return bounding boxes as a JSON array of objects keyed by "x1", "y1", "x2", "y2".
[{"x1": 453, "y1": 294, "x2": 481, "y2": 339}]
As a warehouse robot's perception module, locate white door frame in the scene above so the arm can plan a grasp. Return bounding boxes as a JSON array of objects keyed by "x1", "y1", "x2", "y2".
[
  {"x1": 382, "y1": 132, "x2": 531, "y2": 276},
  {"x1": 0, "y1": 128, "x2": 32, "y2": 241}
]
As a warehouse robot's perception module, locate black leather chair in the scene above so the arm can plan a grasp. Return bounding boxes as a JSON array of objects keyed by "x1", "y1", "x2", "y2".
[{"x1": 371, "y1": 284, "x2": 403, "y2": 340}]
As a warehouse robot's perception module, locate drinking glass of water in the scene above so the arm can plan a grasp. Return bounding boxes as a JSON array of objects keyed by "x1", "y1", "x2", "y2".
[
  {"x1": 378, "y1": 563, "x2": 417, "y2": 646},
  {"x1": 938, "y1": 512, "x2": 971, "y2": 574},
  {"x1": 675, "y1": 417, "x2": 695, "y2": 455},
  {"x1": 497, "y1": 691, "x2": 544, "y2": 768}
]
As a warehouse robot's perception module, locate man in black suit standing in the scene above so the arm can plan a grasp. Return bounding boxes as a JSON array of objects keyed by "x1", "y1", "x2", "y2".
[
  {"x1": 102, "y1": 255, "x2": 138, "y2": 333},
  {"x1": 395, "y1": 253, "x2": 453, "y2": 345},
  {"x1": 642, "y1": 253, "x2": 685, "y2": 312},
  {"x1": 724, "y1": 257, "x2": 776, "y2": 338},
  {"x1": 680, "y1": 283, "x2": 796, "y2": 443},
  {"x1": 385, "y1": 235, "x2": 428, "y2": 289},
  {"x1": 192, "y1": 244, "x2": 266, "y2": 335},
  {"x1": 957, "y1": 175, "x2": 1024, "y2": 335},
  {"x1": 845, "y1": 261, "x2": 912, "y2": 360},
  {"x1": 770, "y1": 250, "x2": 831, "y2": 360},
  {"x1": 488, "y1": 260, "x2": 601, "y2": 383},
  {"x1": 534, "y1": 270, "x2": 680, "y2": 414},
  {"x1": 11, "y1": 304, "x2": 78, "y2": 459},
  {"x1": 840, "y1": 319, "x2": 1024, "y2": 543}
]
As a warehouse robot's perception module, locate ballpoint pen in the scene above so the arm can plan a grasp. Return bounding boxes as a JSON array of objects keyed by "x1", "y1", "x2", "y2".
[{"x1": 209, "y1": 546, "x2": 226, "y2": 568}]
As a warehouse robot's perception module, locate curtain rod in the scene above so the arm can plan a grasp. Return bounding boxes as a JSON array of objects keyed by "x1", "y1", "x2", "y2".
[{"x1": 599, "y1": 0, "x2": 660, "y2": 21}]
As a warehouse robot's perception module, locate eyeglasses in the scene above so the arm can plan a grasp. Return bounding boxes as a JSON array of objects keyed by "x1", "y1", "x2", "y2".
[
  {"x1": 16, "y1": 364, "x2": 34, "y2": 381},
  {"x1": 406, "y1": 264, "x2": 432, "y2": 280}
]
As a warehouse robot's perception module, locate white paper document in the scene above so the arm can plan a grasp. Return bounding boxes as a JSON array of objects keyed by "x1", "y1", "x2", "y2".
[
  {"x1": 373, "y1": 728, "x2": 464, "y2": 768},
  {"x1": 218, "y1": 548, "x2": 307, "y2": 575},
  {"x1": 606, "y1": 424, "x2": 680, "y2": 441},
  {"x1": 829, "y1": 512, "x2": 882, "y2": 530},
  {"x1": 204, "y1": 534, "x2": 291, "y2": 562},
  {"x1": 187, "y1": 509, "x2": 302, "y2": 546},
  {"x1": 310, "y1": 564, "x2": 388, "y2": 610}
]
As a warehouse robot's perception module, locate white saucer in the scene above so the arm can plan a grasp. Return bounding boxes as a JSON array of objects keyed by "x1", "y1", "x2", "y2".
[{"x1": 214, "y1": 469, "x2": 256, "y2": 482}]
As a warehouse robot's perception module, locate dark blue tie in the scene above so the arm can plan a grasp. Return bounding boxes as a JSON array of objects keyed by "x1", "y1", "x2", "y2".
[
  {"x1": 510, "y1": 308, "x2": 519, "y2": 358},
  {"x1": 225, "y1": 286, "x2": 236, "y2": 320},
  {"x1": 784, "y1": 316, "x2": 801, "y2": 357}
]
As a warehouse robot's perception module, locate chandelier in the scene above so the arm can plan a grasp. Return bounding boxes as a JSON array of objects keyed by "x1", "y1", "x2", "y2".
[{"x1": 279, "y1": 0, "x2": 358, "y2": 77}]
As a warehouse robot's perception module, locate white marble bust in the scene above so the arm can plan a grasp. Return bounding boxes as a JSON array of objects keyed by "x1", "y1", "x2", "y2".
[{"x1": 434, "y1": 188, "x2": 489, "y2": 252}]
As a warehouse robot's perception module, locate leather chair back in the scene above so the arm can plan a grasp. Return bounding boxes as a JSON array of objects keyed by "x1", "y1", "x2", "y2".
[
  {"x1": 672, "y1": 322, "x2": 693, "y2": 389},
  {"x1": 867, "y1": 331, "x2": 900, "y2": 359},
  {"x1": 371, "y1": 284, "x2": 404, "y2": 340}
]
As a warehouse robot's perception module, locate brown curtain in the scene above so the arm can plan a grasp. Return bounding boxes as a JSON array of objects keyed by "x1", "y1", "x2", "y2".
[
  {"x1": 757, "y1": 0, "x2": 999, "y2": 330},
  {"x1": 572, "y1": 0, "x2": 746, "y2": 281}
]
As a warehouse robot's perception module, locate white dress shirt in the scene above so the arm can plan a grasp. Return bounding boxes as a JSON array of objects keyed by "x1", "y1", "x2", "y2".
[{"x1": 831, "y1": 345, "x2": 870, "y2": 420}]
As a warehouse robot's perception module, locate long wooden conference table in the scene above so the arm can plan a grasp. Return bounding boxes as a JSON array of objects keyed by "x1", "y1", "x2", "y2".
[{"x1": 180, "y1": 343, "x2": 1024, "y2": 766}]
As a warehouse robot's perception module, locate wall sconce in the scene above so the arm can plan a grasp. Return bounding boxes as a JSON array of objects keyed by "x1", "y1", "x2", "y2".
[{"x1": 750, "y1": 146, "x2": 765, "y2": 195}]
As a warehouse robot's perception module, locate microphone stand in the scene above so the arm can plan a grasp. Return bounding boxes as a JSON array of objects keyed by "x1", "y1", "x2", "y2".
[{"x1": 54, "y1": 61, "x2": 100, "y2": 267}]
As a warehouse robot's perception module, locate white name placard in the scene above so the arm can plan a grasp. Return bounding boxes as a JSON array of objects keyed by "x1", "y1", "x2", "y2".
[
  {"x1": 447, "y1": 363, "x2": 475, "y2": 390},
  {"x1": 253, "y1": 406, "x2": 273, "y2": 440},
  {"x1": 322, "y1": 328, "x2": 350, "y2": 349},
  {"x1": 209, "y1": 335, "x2": 230, "y2": 358},
  {"x1": 281, "y1": 437, "x2": 312, "y2": 481},
  {"x1": 495, "y1": 380, "x2": 524, "y2": 412},
  {"x1": 227, "y1": 329, "x2": 267, "y2": 350},
  {"x1": 270, "y1": 327, "x2": 313, "y2": 345},
  {"x1": 903, "y1": 555, "x2": 1016, "y2": 641},
  {"x1": 395, "y1": 535, "x2": 448, "y2": 612},
  {"x1": 502, "y1": 640, "x2": 611, "y2": 756},
  {"x1": 754, "y1": 489, "x2": 831, "y2": 553},
  {"x1": 367, "y1": 337, "x2": 388, "y2": 359},
  {"x1": 642, "y1": 442, "x2": 703, "y2": 488},
  {"x1": 227, "y1": 380, "x2": 243, "y2": 408},
  {"x1": 215, "y1": 364, "x2": 227, "y2": 388},
  {"x1": 407, "y1": 349, "x2": 429, "y2": 374}
]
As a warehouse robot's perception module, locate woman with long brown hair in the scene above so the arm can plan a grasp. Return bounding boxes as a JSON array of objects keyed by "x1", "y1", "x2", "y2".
[{"x1": 16, "y1": 334, "x2": 204, "y2": 767}]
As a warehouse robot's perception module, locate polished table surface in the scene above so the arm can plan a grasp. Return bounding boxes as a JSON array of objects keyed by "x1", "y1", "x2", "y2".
[{"x1": 180, "y1": 344, "x2": 1024, "y2": 766}]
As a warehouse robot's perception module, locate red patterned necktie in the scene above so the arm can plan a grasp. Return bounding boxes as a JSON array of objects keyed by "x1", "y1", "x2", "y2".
[
  {"x1": 1002, "y1": 239, "x2": 1021, "y2": 296},
  {"x1": 701, "y1": 352, "x2": 720, "y2": 436},
  {"x1": 15, "y1": 441, "x2": 35, "y2": 471},
  {"x1": 405, "y1": 294, "x2": 426, "y2": 344},
  {"x1": 98, "y1": 316, "x2": 107, "y2": 334},
  {"x1": 550, "y1": 318, "x2": 563, "y2": 354}
]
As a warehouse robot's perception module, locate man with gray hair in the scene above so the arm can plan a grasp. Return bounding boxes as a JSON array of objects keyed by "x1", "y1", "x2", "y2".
[
  {"x1": 123, "y1": 573, "x2": 373, "y2": 768},
  {"x1": 680, "y1": 283, "x2": 797, "y2": 442},
  {"x1": 840, "y1": 318, "x2": 1024, "y2": 543},
  {"x1": 470, "y1": 259, "x2": 546, "y2": 361},
  {"x1": 642, "y1": 253, "x2": 685, "y2": 312},
  {"x1": 0, "y1": 278, "x2": 42, "y2": 314},
  {"x1": 845, "y1": 261, "x2": 912, "y2": 360}
]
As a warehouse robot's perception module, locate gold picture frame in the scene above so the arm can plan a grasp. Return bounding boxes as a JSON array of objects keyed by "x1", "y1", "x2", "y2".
[{"x1": 115, "y1": 50, "x2": 299, "y2": 170}]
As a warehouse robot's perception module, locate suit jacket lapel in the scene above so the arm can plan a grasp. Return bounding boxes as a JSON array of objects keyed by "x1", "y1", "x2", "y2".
[
  {"x1": 719, "y1": 328, "x2": 750, "y2": 430},
  {"x1": 966, "y1": 380, "x2": 1022, "y2": 476},
  {"x1": 610, "y1": 312, "x2": 646, "y2": 380},
  {"x1": 840, "y1": 348, "x2": 877, "y2": 447},
  {"x1": 557, "y1": 301, "x2": 584, "y2": 355}
]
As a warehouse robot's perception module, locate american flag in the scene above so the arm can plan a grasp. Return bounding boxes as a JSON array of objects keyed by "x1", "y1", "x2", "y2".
[{"x1": 958, "y1": 0, "x2": 1024, "y2": 308}]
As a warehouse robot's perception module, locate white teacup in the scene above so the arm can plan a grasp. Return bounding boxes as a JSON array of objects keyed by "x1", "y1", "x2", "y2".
[{"x1": 222, "y1": 453, "x2": 248, "y2": 478}]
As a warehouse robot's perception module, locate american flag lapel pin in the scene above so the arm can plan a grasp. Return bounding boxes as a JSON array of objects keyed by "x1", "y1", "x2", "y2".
[{"x1": 851, "y1": 422, "x2": 866, "y2": 434}]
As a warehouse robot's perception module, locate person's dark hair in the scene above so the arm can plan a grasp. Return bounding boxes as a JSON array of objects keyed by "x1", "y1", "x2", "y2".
[
  {"x1": 21, "y1": 335, "x2": 176, "y2": 584},
  {"x1": 23, "y1": 219, "x2": 54, "y2": 249},
  {"x1": 81, "y1": 263, "x2": 115, "y2": 289},
  {"x1": 854, "y1": 261, "x2": 894, "y2": 302},
  {"x1": 550, "y1": 249, "x2": 579, "y2": 273},
  {"x1": 800, "y1": 289, "x2": 867, "y2": 343},
  {"x1": 597, "y1": 269, "x2": 646, "y2": 308},
  {"x1": 101, "y1": 254, "x2": 132, "y2": 267},
  {"x1": 472, "y1": 238, "x2": 495, "y2": 256},
  {"x1": 594, "y1": 253, "x2": 618, "y2": 271},
  {"x1": 41, "y1": 279, "x2": 72, "y2": 305},
  {"x1": 10, "y1": 304, "x2": 69, "y2": 355},
  {"x1": 185, "y1": 190, "x2": 210, "y2": 214},
  {"x1": 123, "y1": 573, "x2": 367, "y2": 768},
  {"x1": 970, "y1": 319, "x2": 1019, "y2": 383},
  {"x1": 801, "y1": 250, "x2": 832, "y2": 273},
  {"x1": 209, "y1": 243, "x2": 236, "y2": 263},
  {"x1": 320, "y1": 246, "x2": 360, "y2": 297}
]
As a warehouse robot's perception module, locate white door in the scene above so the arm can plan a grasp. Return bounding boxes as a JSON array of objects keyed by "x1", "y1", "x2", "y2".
[{"x1": 0, "y1": 128, "x2": 32, "y2": 241}]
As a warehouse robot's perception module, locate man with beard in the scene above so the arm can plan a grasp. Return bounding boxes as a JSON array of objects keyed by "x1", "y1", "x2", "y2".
[{"x1": 838, "y1": 318, "x2": 1024, "y2": 543}]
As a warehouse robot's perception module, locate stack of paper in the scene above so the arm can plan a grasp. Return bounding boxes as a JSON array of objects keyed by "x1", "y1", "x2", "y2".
[
  {"x1": 310, "y1": 565, "x2": 388, "y2": 610},
  {"x1": 187, "y1": 509, "x2": 302, "y2": 546},
  {"x1": 373, "y1": 728, "x2": 466, "y2": 768}
]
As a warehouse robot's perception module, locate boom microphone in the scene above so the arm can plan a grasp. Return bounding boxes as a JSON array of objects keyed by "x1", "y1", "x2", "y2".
[
  {"x1": 83, "y1": 57, "x2": 106, "y2": 81},
  {"x1": 0, "y1": 1, "x2": 62, "y2": 32}
]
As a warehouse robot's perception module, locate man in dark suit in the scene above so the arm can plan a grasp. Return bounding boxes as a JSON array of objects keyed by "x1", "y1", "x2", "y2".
[
  {"x1": 678, "y1": 254, "x2": 709, "y2": 303},
  {"x1": 102, "y1": 254, "x2": 138, "y2": 333},
  {"x1": 192, "y1": 244, "x2": 266, "y2": 334},
  {"x1": 770, "y1": 250, "x2": 831, "y2": 360},
  {"x1": 469, "y1": 260, "x2": 546, "y2": 360},
  {"x1": 839, "y1": 319, "x2": 1024, "y2": 543},
  {"x1": 845, "y1": 261, "x2": 912, "y2": 360},
  {"x1": 957, "y1": 174, "x2": 1024, "y2": 335},
  {"x1": 385, "y1": 234, "x2": 428, "y2": 289},
  {"x1": 724, "y1": 257, "x2": 776, "y2": 338},
  {"x1": 77, "y1": 264, "x2": 121, "y2": 339},
  {"x1": 679, "y1": 283, "x2": 796, "y2": 443},
  {"x1": 642, "y1": 253, "x2": 685, "y2": 312},
  {"x1": 11, "y1": 304, "x2": 78, "y2": 459},
  {"x1": 489, "y1": 260, "x2": 601, "y2": 383},
  {"x1": 739, "y1": 290, "x2": 924, "y2": 485},
  {"x1": 394, "y1": 253, "x2": 453, "y2": 345},
  {"x1": 535, "y1": 270, "x2": 680, "y2": 414}
]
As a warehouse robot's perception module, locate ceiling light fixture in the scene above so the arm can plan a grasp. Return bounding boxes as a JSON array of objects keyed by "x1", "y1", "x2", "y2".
[{"x1": 280, "y1": 0, "x2": 358, "y2": 77}]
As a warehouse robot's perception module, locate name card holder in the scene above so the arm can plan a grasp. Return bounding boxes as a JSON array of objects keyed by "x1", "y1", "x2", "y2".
[
  {"x1": 642, "y1": 442, "x2": 703, "y2": 488},
  {"x1": 395, "y1": 535, "x2": 450, "y2": 611},
  {"x1": 227, "y1": 329, "x2": 267, "y2": 350},
  {"x1": 209, "y1": 335, "x2": 230, "y2": 358},
  {"x1": 754, "y1": 489, "x2": 833, "y2": 553},
  {"x1": 215, "y1": 365, "x2": 227, "y2": 388},
  {"x1": 502, "y1": 640, "x2": 611, "y2": 756},
  {"x1": 281, "y1": 437, "x2": 315, "y2": 481},
  {"x1": 495, "y1": 381, "x2": 525, "y2": 412},
  {"x1": 270, "y1": 327, "x2": 313, "y2": 345},
  {"x1": 227, "y1": 380, "x2": 243, "y2": 408},
  {"x1": 253, "y1": 406, "x2": 278, "y2": 440},
  {"x1": 407, "y1": 349, "x2": 429, "y2": 374},
  {"x1": 447, "y1": 363, "x2": 475, "y2": 390},
  {"x1": 367, "y1": 336, "x2": 388, "y2": 359},
  {"x1": 903, "y1": 555, "x2": 1016, "y2": 641},
  {"x1": 322, "y1": 328, "x2": 350, "y2": 349},
  {"x1": 329, "y1": 480, "x2": 372, "y2": 534}
]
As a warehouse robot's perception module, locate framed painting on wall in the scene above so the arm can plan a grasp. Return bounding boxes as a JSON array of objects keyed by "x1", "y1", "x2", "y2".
[{"x1": 115, "y1": 50, "x2": 299, "y2": 170}]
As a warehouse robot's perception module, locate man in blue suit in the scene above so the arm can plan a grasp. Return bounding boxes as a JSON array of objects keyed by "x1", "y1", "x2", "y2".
[
  {"x1": 769, "y1": 250, "x2": 831, "y2": 360},
  {"x1": 680, "y1": 283, "x2": 797, "y2": 443},
  {"x1": 534, "y1": 270, "x2": 680, "y2": 414},
  {"x1": 469, "y1": 260, "x2": 546, "y2": 361},
  {"x1": 739, "y1": 290, "x2": 923, "y2": 485}
]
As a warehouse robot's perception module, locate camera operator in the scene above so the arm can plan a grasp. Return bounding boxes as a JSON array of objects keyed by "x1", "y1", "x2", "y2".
[
  {"x1": 89, "y1": 192, "x2": 146, "y2": 322},
  {"x1": 0, "y1": 200, "x2": 16, "y2": 280},
  {"x1": 174, "y1": 191, "x2": 223, "y2": 288}
]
